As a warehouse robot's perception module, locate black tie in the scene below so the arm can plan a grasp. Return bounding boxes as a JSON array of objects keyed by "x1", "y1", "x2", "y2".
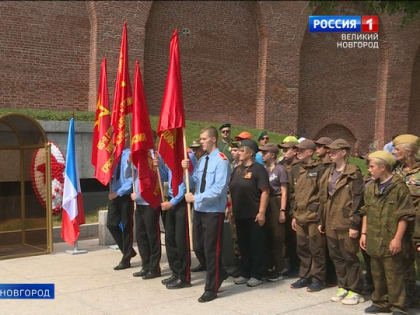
[
  {"x1": 200, "y1": 156, "x2": 209, "y2": 193},
  {"x1": 116, "y1": 159, "x2": 121, "y2": 180}
]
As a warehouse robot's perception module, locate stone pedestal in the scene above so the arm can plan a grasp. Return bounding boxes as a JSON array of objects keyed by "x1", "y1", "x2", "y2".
[{"x1": 98, "y1": 210, "x2": 116, "y2": 246}]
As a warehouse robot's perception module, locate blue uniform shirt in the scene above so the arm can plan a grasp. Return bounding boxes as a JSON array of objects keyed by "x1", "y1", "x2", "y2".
[
  {"x1": 255, "y1": 152, "x2": 264, "y2": 165},
  {"x1": 191, "y1": 148, "x2": 230, "y2": 213},
  {"x1": 128, "y1": 150, "x2": 164, "y2": 206},
  {"x1": 111, "y1": 148, "x2": 132, "y2": 197},
  {"x1": 160, "y1": 151, "x2": 196, "y2": 206}
]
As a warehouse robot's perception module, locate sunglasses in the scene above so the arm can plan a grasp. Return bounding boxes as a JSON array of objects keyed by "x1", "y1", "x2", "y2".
[
  {"x1": 261, "y1": 136, "x2": 269, "y2": 140},
  {"x1": 221, "y1": 129, "x2": 230, "y2": 134}
]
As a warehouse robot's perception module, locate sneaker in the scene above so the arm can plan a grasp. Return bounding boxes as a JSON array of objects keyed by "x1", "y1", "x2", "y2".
[
  {"x1": 247, "y1": 277, "x2": 263, "y2": 287},
  {"x1": 267, "y1": 271, "x2": 285, "y2": 282},
  {"x1": 341, "y1": 290, "x2": 365, "y2": 305},
  {"x1": 234, "y1": 276, "x2": 249, "y2": 285},
  {"x1": 290, "y1": 277, "x2": 311, "y2": 289},
  {"x1": 331, "y1": 288, "x2": 348, "y2": 302}
]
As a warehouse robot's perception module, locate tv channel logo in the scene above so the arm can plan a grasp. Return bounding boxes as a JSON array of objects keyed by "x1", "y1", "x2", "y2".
[{"x1": 309, "y1": 16, "x2": 378, "y2": 32}]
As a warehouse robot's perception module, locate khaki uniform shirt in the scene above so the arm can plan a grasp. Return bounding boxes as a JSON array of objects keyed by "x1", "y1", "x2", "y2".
[
  {"x1": 319, "y1": 164, "x2": 364, "y2": 232},
  {"x1": 289, "y1": 159, "x2": 328, "y2": 224},
  {"x1": 359, "y1": 176, "x2": 415, "y2": 257},
  {"x1": 394, "y1": 161, "x2": 420, "y2": 246}
]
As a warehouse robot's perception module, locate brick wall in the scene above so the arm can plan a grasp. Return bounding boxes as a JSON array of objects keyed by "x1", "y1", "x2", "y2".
[
  {"x1": 409, "y1": 47, "x2": 420, "y2": 136},
  {"x1": 0, "y1": 1, "x2": 419, "y2": 154},
  {"x1": 144, "y1": 1, "x2": 259, "y2": 127},
  {"x1": 298, "y1": 2, "x2": 379, "y2": 152},
  {"x1": 0, "y1": 1, "x2": 90, "y2": 111}
]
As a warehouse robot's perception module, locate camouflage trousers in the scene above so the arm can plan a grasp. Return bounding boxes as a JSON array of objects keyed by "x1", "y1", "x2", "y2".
[
  {"x1": 326, "y1": 229, "x2": 363, "y2": 293},
  {"x1": 371, "y1": 254, "x2": 407, "y2": 313},
  {"x1": 403, "y1": 243, "x2": 419, "y2": 307},
  {"x1": 229, "y1": 214, "x2": 241, "y2": 258},
  {"x1": 296, "y1": 222, "x2": 326, "y2": 282}
]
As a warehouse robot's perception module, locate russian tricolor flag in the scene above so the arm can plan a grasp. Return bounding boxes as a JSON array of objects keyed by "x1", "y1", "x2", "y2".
[{"x1": 62, "y1": 118, "x2": 85, "y2": 246}]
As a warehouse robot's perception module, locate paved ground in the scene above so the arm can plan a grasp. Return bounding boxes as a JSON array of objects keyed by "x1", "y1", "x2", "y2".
[{"x1": 1, "y1": 239, "x2": 419, "y2": 315}]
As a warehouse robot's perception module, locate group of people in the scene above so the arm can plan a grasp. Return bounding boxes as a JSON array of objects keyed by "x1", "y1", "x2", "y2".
[{"x1": 105, "y1": 124, "x2": 420, "y2": 314}]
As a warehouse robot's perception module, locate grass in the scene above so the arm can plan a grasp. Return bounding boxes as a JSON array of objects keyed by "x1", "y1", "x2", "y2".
[
  {"x1": 0, "y1": 107, "x2": 367, "y2": 174},
  {"x1": 0, "y1": 212, "x2": 100, "y2": 230},
  {"x1": 52, "y1": 211, "x2": 99, "y2": 227},
  {"x1": 0, "y1": 107, "x2": 286, "y2": 146}
]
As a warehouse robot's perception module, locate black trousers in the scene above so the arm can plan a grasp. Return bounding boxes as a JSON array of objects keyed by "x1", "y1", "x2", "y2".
[
  {"x1": 193, "y1": 211, "x2": 226, "y2": 293},
  {"x1": 107, "y1": 195, "x2": 134, "y2": 261},
  {"x1": 135, "y1": 205, "x2": 161, "y2": 273},
  {"x1": 236, "y1": 217, "x2": 266, "y2": 279},
  {"x1": 165, "y1": 200, "x2": 191, "y2": 283}
]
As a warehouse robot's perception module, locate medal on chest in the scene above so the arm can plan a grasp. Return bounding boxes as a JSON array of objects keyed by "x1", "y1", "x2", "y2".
[{"x1": 244, "y1": 172, "x2": 253, "y2": 179}]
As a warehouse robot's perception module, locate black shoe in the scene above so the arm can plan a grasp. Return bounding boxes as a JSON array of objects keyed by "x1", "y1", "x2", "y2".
[
  {"x1": 142, "y1": 271, "x2": 161, "y2": 280},
  {"x1": 290, "y1": 278, "x2": 311, "y2": 289},
  {"x1": 161, "y1": 274, "x2": 178, "y2": 285},
  {"x1": 114, "y1": 260, "x2": 130, "y2": 270},
  {"x1": 364, "y1": 305, "x2": 391, "y2": 313},
  {"x1": 129, "y1": 248, "x2": 137, "y2": 259},
  {"x1": 166, "y1": 278, "x2": 192, "y2": 289},
  {"x1": 217, "y1": 272, "x2": 229, "y2": 291},
  {"x1": 133, "y1": 268, "x2": 148, "y2": 277},
  {"x1": 307, "y1": 279, "x2": 325, "y2": 292},
  {"x1": 191, "y1": 264, "x2": 206, "y2": 272},
  {"x1": 198, "y1": 291, "x2": 217, "y2": 303}
]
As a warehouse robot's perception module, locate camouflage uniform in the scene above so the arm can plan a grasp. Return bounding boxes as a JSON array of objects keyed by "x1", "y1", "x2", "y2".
[
  {"x1": 319, "y1": 155, "x2": 338, "y2": 286},
  {"x1": 289, "y1": 159, "x2": 328, "y2": 282},
  {"x1": 217, "y1": 140, "x2": 233, "y2": 163},
  {"x1": 394, "y1": 160, "x2": 420, "y2": 306},
  {"x1": 319, "y1": 164, "x2": 364, "y2": 293},
  {"x1": 280, "y1": 157, "x2": 301, "y2": 273},
  {"x1": 360, "y1": 175, "x2": 416, "y2": 313},
  {"x1": 361, "y1": 174, "x2": 374, "y2": 291}
]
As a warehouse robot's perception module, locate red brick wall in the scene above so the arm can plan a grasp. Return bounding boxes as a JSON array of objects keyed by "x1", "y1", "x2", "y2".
[
  {"x1": 409, "y1": 46, "x2": 420, "y2": 136},
  {"x1": 87, "y1": 2, "x2": 152, "y2": 111},
  {"x1": 256, "y1": 1, "x2": 310, "y2": 135},
  {"x1": 143, "y1": 1, "x2": 259, "y2": 127},
  {"x1": 0, "y1": 1, "x2": 419, "y2": 154},
  {"x1": 298, "y1": 2, "x2": 379, "y2": 152},
  {"x1": 0, "y1": 2, "x2": 90, "y2": 111}
]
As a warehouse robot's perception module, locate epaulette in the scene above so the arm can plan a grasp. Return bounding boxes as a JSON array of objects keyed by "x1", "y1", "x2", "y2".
[{"x1": 219, "y1": 152, "x2": 227, "y2": 160}]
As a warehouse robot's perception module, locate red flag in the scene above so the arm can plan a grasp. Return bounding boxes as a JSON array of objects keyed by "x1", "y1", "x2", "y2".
[
  {"x1": 91, "y1": 58, "x2": 114, "y2": 186},
  {"x1": 111, "y1": 22, "x2": 132, "y2": 170},
  {"x1": 157, "y1": 30, "x2": 186, "y2": 197},
  {"x1": 131, "y1": 60, "x2": 161, "y2": 209}
]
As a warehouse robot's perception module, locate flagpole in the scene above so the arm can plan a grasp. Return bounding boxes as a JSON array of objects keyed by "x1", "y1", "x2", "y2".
[
  {"x1": 128, "y1": 116, "x2": 137, "y2": 211},
  {"x1": 182, "y1": 128, "x2": 193, "y2": 250},
  {"x1": 156, "y1": 161, "x2": 165, "y2": 203}
]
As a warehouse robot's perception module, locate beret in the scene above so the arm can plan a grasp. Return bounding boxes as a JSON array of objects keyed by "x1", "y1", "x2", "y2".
[
  {"x1": 368, "y1": 150, "x2": 396, "y2": 167},
  {"x1": 393, "y1": 134, "x2": 419, "y2": 147}
]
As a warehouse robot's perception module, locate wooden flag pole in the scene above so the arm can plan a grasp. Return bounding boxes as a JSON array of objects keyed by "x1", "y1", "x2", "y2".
[
  {"x1": 128, "y1": 116, "x2": 137, "y2": 211},
  {"x1": 152, "y1": 149, "x2": 165, "y2": 203},
  {"x1": 182, "y1": 128, "x2": 193, "y2": 250}
]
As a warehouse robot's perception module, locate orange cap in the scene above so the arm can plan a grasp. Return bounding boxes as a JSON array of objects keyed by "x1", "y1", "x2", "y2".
[{"x1": 234, "y1": 131, "x2": 252, "y2": 140}]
